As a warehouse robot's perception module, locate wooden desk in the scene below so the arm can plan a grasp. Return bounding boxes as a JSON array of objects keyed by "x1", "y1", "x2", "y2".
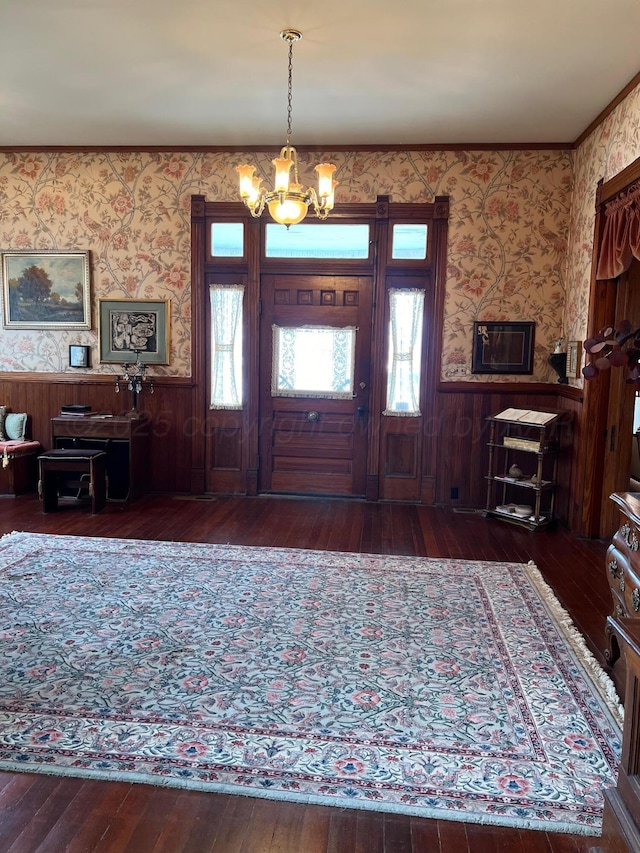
[{"x1": 51, "y1": 415, "x2": 150, "y2": 502}]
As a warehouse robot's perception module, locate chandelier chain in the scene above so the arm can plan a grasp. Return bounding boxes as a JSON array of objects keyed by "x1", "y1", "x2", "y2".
[
  {"x1": 286, "y1": 37, "x2": 293, "y2": 146},
  {"x1": 285, "y1": 33, "x2": 300, "y2": 185}
]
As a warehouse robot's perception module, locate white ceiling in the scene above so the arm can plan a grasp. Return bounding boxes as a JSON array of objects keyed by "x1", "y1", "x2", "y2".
[{"x1": 2, "y1": 0, "x2": 640, "y2": 149}]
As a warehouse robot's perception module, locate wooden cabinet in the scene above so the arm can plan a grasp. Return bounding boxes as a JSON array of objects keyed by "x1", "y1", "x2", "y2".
[
  {"x1": 51, "y1": 416, "x2": 150, "y2": 502},
  {"x1": 605, "y1": 494, "x2": 640, "y2": 672},
  {"x1": 606, "y1": 494, "x2": 640, "y2": 621},
  {"x1": 599, "y1": 617, "x2": 640, "y2": 852},
  {"x1": 597, "y1": 495, "x2": 640, "y2": 850},
  {"x1": 484, "y1": 409, "x2": 563, "y2": 531}
]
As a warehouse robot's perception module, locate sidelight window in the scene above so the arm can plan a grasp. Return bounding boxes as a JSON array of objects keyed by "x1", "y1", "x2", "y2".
[
  {"x1": 210, "y1": 285, "x2": 244, "y2": 409},
  {"x1": 384, "y1": 289, "x2": 425, "y2": 416},
  {"x1": 271, "y1": 325, "x2": 356, "y2": 398}
]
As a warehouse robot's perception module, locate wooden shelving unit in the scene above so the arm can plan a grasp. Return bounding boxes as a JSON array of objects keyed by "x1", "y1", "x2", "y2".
[{"x1": 484, "y1": 408, "x2": 563, "y2": 531}]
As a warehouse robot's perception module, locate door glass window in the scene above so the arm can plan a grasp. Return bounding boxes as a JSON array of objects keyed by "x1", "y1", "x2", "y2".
[
  {"x1": 265, "y1": 224, "x2": 370, "y2": 258},
  {"x1": 384, "y1": 289, "x2": 425, "y2": 415},
  {"x1": 211, "y1": 223, "x2": 244, "y2": 257},
  {"x1": 391, "y1": 224, "x2": 428, "y2": 260},
  {"x1": 210, "y1": 285, "x2": 243, "y2": 408},
  {"x1": 272, "y1": 325, "x2": 356, "y2": 398}
]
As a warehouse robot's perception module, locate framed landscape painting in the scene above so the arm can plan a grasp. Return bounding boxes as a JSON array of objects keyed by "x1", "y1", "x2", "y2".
[
  {"x1": 99, "y1": 298, "x2": 170, "y2": 364},
  {"x1": 1, "y1": 250, "x2": 91, "y2": 329}
]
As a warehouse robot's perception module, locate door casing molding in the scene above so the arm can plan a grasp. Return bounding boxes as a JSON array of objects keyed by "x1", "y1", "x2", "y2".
[
  {"x1": 578, "y1": 156, "x2": 640, "y2": 537},
  {"x1": 190, "y1": 195, "x2": 450, "y2": 501}
]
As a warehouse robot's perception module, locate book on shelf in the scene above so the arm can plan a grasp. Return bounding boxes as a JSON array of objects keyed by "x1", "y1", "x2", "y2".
[
  {"x1": 503, "y1": 436, "x2": 541, "y2": 451},
  {"x1": 492, "y1": 408, "x2": 557, "y2": 425}
]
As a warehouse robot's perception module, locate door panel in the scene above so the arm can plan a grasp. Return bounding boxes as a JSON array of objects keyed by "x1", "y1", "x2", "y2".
[
  {"x1": 259, "y1": 274, "x2": 372, "y2": 496},
  {"x1": 270, "y1": 410, "x2": 355, "y2": 493}
]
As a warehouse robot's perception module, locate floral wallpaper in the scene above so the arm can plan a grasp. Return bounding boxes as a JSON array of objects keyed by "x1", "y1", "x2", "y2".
[
  {"x1": 1, "y1": 76, "x2": 639, "y2": 384},
  {"x1": 0, "y1": 147, "x2": 574, "y2": 382},
  {"x1": 563, "y1": 82, "x2": 640, "y2": 386}
]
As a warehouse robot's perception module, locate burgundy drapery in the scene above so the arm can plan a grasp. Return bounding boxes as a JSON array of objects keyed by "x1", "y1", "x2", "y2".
[{"x1": 596, "y1": 178, "x2": 640, "y2": 279}]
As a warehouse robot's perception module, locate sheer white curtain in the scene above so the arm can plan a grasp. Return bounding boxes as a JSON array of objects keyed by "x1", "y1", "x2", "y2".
[
  {"x1": 210, "y1": 285, "x2": 244, "y2": 409},
  {"x1": 271, "y1": 325, "x2": 356, "y2": 398},
  {"x1": 384, "y1": 289, "x2": 425, "y2": 416}
]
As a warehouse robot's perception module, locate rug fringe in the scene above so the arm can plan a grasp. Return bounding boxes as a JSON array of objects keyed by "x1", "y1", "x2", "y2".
[
  {"x1": 523, "y1": 560, "x2": 624, "y2": 728},
  {"x1": 0, "y1": 530, "x2": 22, "y2": 542},
  {"x1": 0, "y1": 759, "x2": 603, "y2": 837}
]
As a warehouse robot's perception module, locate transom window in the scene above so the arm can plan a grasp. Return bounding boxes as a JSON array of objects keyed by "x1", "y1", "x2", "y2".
[
  {"x1": 211, "y1": 222, "x2": 244, "y2": 257},
  {"x1": 391, "y1": 224, "x2": 428, "y2": 260},
  {"x1": 265, "y1": 223, "x2": 370, "y2": 259}
]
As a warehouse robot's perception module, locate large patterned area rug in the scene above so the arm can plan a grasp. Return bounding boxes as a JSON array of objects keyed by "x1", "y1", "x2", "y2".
[{"x1": 0, "y1": 532, "x2": 622, "y2": 835}]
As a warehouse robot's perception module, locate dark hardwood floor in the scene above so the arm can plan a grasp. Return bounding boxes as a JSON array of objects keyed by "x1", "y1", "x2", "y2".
[{"x1": 0, "y1": 493, "x2": 614, "y2": 852}]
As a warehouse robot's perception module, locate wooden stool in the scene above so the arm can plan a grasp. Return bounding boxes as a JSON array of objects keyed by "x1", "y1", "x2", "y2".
[{"x1": 38, "y1": 449, "x2": 107, "y2": 514}]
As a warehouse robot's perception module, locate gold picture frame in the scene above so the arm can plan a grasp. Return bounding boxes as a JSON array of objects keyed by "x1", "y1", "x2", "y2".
[
  {"x1": 1, "y1": 250, "x2": 91, "y2": 329},
  {"x1": 567, "y1": 340, "x2": 582, "y2": 378}
]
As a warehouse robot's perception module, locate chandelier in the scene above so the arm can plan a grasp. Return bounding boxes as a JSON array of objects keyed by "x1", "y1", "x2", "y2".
[{"x1": 237, "y1": 29, "x2": 337, "y2": 227}]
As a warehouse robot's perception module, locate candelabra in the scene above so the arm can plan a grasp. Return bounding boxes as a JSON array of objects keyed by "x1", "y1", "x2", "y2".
[{"x1": 115, "y1": 351, "x2": 154, "y2": 415}]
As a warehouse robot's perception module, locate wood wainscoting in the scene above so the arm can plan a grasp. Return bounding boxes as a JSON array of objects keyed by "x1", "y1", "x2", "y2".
[
  {"x1": 0, "y1": 373, "x2": 195, "y2": 495},
  {"x1": 434, "y1": 382, "x2": 583, "y2": 528},
  {"x1": 0, "y1": 373, "x2": 589, "y2": 529}
]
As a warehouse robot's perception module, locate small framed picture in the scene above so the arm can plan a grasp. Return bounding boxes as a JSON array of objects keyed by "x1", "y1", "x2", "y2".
[
  {"x1": 472, "y1": 321, "x2": 535, "y2": 375},
  {"x1": 566, "y1": 340, "x2": 582, "y2": 378},
  {"x1": 69, "y1": 344, "x2": 90, "y2": 368}
]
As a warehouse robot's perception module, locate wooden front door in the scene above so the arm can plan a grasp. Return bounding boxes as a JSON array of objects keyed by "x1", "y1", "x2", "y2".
[{"x1": 259, "y1": 274, "x2": 372, "y2": 496}]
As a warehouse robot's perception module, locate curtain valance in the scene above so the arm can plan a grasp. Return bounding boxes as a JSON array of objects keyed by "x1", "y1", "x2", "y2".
[{"x1": 596, "y1": 179, "x2": 640, "y2": 279}]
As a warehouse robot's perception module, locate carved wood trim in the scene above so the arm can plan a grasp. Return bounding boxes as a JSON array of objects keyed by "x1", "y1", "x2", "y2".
[{"x1": 578, "y1": 156, "x2": 640, "y2": 538}]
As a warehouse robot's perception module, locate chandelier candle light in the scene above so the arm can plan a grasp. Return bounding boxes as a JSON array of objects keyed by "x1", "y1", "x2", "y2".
[
  {"x1": 115, "y1": 351, "x2": 154, "y2": 415},
  {"x1": 237, "y1": 29, "x2": 337, "y2": 227}
]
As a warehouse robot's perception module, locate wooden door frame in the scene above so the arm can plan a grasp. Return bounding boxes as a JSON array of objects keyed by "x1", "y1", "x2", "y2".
[
  {"x1": 190, "y1": 194, "x2": 449, "y2": 500},
  {"x1": 580, "y1": 156, "x2": 640, "y2": 537}
]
